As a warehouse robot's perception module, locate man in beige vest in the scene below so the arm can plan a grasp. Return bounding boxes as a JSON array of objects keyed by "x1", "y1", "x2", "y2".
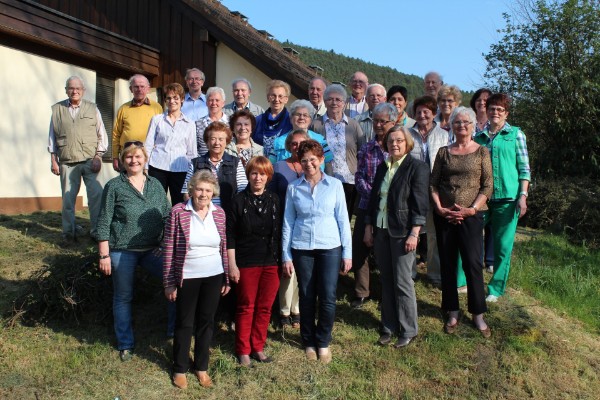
[{"x1": 48, "y1": 76, "x2": 108, "y2": 242}]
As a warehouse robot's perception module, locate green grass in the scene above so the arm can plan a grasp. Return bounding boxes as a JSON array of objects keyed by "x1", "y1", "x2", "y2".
[
  {"x1": 511, "y1": 231, "x2": 600, "y2": 333},
  {"x1": 1, "y1": 214, "x2": 599, "y2": 399}
]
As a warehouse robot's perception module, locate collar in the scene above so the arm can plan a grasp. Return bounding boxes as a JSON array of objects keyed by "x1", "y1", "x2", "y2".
[
  {"x1": 385, "y1": 154, "x2": 407, "y2": 169},
  {"x1": 323, "y1": 113, "x2": 349, "y2": 124},
  {"x1": 185, "y1": 198, "x2": 215, "y2": 212},
  {"x1": 163, "y1": 112, "x2": 190, "y2": 123},
  {"x1": 185, "y1": 92, "x2": 206, "y2": 102},
  {"x1": 478, "y1": 122, "x2": 512, "y2": 139},
  {"x1": 66, "y1": 99, "x2": 82, "y2": 108},
  {"x1": 300, "y1": 171, "x2": 329, "y2": 186},
  {"x1": 131, "y1": 97, "x2": 151, "y2": 107},
  {"x1": 348, "y1": 95, "x2": 365, "y2": 104}
]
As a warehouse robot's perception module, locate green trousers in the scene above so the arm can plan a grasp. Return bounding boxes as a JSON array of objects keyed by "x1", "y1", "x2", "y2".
[{"x1": 456, "y1": 202, "x2": 519, "y2": 296}]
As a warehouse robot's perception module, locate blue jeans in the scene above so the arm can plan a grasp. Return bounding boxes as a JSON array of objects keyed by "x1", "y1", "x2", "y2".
[
  {"x1": 292, "y1": 247, "x2": 341, "y2": 348},
  {"x1": 111, "y1": 249, "x2": 175, "y2": 350}
]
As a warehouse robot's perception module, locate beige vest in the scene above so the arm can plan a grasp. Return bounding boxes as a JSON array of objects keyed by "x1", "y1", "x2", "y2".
[{"x1": 51, "y1": 99, "x2": 98, "y2": 163}]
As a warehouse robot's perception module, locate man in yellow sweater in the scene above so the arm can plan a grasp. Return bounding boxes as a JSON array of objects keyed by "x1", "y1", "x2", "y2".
[{"x1": 112, "y1": 74, "x2": 163, "y2": 171}]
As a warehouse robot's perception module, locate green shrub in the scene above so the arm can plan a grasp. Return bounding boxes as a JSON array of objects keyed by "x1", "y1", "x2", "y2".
[{"x1": 526, "y1": 177, "x2": 600, "y2": 249}]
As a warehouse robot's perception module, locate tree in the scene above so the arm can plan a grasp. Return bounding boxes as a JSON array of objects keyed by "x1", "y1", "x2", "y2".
[{"x1": 484, "y1": 0, "x2": 600, "y2": 178}]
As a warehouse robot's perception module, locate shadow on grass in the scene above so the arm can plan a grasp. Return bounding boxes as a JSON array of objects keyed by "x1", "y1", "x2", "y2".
[{"x1": 0, "y1": 212, "x2": 93, "y2": 246}]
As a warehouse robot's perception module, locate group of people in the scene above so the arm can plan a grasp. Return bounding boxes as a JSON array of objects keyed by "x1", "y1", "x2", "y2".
[{"x1": 47, "y1": 68, "x2": 530, "y2": 389}]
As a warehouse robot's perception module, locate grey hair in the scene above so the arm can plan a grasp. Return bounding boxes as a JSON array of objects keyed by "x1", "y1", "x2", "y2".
[
  {"x1": 128, "y1": 74, "x2": 150, "y2": 87},
  {"x1": 449, "y1": 106, "x2": 477, "y2": 127},
  {"x1": 367, "y1": 83, "x2": 386, "y2": 96},
  {"x1": 424, "y1": 71, "x2": 443, "y2": 83},
  {"x1": 206, "y1": 86, "x2": 226, "y2": 102},
  {"x1": 324, "y1": 84, "x2": 347, "y2": 102},
  {"x1": 232, "y1": 77, "x2": 252, "y2": 91},
  {"x1": 289, "y1": 99, "x2": 316, "y2": 116},
  {"x1": 372, "y1": 103, "x2": 399, "y2": 122},
  {"x1": 185, "y1": 68, "x2": 205, "y2": 81},
  {"x1": 308, "y1": 77, "x2": 327, "y2": 90},
  {"x1": 65, "y1": 76, "x2": 85, "y2": 89},
  {"x1": 188, "y1": 170, "x2": 220, "y2": 198}
]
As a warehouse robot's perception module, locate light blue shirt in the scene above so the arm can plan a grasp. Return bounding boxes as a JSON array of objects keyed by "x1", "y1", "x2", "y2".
[
  {"x1": 144, "y1": 112, "x2": 197, "y2": 172},
  {"x1": 282, "y1": 173, "x2": 352, "y2": 262},
  {"x1": 181, "y1": 92, "x2": 208, "y2": 121}
]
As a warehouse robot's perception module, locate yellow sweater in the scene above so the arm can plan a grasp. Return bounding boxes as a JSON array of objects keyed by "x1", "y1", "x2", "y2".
[{"x1": 112, "y1": 99, "x2": 163, "y2": 158}]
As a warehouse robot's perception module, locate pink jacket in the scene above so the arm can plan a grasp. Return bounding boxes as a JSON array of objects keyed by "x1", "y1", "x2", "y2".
[{"x1": 163, "y1": 202, "x2": 229, "y2": 288}]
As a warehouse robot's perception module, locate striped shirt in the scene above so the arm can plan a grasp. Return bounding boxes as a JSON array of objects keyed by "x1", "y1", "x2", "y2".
[
  {"x1": 163, "y1": 201, "x2": 229, "y2": 288},
  {"x1": 196, "y1": 113, "x2": 230, "y2": 156},
  {"x1": 144, "y1": 112, "x2": 197, "y2": 172}
]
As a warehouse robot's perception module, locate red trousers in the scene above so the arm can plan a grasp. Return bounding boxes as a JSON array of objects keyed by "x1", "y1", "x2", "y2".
[{"x1": 235, "y1": 266, "x2": 280, "y2": 355}]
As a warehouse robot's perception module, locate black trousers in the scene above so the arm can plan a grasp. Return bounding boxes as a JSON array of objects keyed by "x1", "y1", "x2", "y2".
[
  {"x1": 148, "y1": 166, "x2": 186, "y2": 205},
  {"x1": 434, "y1": 213, "x2": 487, "y2": 315},
  {"x1": 342, "y1": 183, "x2": 358, "y2": 221},
  {"x1": 173, "y1": 274, "x2": 223, "y2": 373}
]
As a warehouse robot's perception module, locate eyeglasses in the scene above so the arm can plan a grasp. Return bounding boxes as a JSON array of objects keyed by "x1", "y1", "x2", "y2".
[
  {"x1": 124, "y1": 141, "x2": 144, "y2": 148},
  {"x1": 300, "y1": 157, "x2": 320, "y2": 164},
  {"x1": 66, "y1": 87, "x2": 84, "y2": 92},
  {"x1": 325, "y1": 98, "x2": 345, "y2": 104},
  {"x1": 290, "y1": 141, "x2": 304, "y2": 147},
  {"x1": 439, "y1": 99, "x2": 456, "y2": 104},
  {"x1": 368, "y1": 94, "x2": 385, "y2": 99},
  {"x1": 351, "y1": 80, "x2": 367, "y2": 85},
  {"x1": 268, "y1": 94, "x2": 288, "y2": 100},
  {"x1": 373, "y1": 119, "x2": 394, "y2": 125},
  {"x1": 293, "y1": 113, "x2": 311, "y2": 119},
  {"x1": 452, "y1": 120, "x2": 473, "y2": 127},
  {"x1": 487, "y1": 106, "x2": 506, "y2": 113},
  {"x1": 187, "y1": 77, "x2": 204, "y2": 82}
]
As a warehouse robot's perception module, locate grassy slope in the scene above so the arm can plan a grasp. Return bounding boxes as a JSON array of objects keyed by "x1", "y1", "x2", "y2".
[{"x1": 0, "y1": 213, "x2": 598, "y2": 399}]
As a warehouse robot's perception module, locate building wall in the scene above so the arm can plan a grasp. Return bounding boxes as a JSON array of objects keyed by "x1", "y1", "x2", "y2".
[
  {"x1": 0, "y1": 45, "x2": 118, "y2": 214},
  {"x1": 216, "y1": 44, "x2": 299, "y2": 110}
]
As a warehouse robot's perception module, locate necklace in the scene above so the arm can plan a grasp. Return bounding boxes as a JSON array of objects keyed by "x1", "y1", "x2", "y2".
[
  {"x1": 289, "y1": 159, "x2": 302, "y2": 177},
  {"x1": 128, "y1": 175, "x2": 146, "y2": 193}
]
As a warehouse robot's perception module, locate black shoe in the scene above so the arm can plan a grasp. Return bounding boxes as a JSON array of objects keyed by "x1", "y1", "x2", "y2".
[
  {"x1": 351, "y1": 296, "x2": 369, "y2": 309},
  {"x1": 377, "y1": 333, "x2": 392, "y2": 346},
  {"x1": 250, "y1": 353, "x2": 274, "y2": 363}
]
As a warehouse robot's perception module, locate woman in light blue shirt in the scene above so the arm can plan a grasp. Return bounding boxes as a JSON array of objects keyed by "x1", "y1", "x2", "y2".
[{"x1": 282, "y1": 140, "x2": 352, "y2": 364}]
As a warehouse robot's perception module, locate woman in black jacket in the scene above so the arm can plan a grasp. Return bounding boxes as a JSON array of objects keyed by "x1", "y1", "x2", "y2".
[
  {"x1": 363, "y1": 125, "x2": 429, "y2": 348},
  {"x1": 226, "y1": 156, "x2": 281, "y2": 366}
]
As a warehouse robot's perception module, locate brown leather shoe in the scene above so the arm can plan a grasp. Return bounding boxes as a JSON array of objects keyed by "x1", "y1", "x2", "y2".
[
  {"x1": 194, "y1": 371, "x2": 213, "y2": 388},
  {"x1": 172, "y1": 373, "x2": 188, "y2": 389},
  {"x1": 478, "y1": 325, "x2": 492, "y2": 338}
]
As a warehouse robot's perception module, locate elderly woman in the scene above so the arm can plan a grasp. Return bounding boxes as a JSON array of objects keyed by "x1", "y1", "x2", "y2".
[
  {"x1": 225, "y1": 109, "x2": 263, "y2": 167},
  {"x1": 97, "y1": 141, "x2": 171, "y2": 361},
  {"x1": 164, "y1": 170, "x2": 230, "y2": 389},
  {"x1": 471, "y1": 88, "x2": 493, "y2": 134},
  {"x1": 312, "y1": 84, "x2": 366, "y2": 217},
  {"x1": 387, "y1": 85, "x2": 416, "y2": 128},
  {"x1": 253, "y1": 80, "x2": 293, "y2": 158},
  {"x1": 430, "y1": 106, "x2": 493, "y2": 337},
  {"x1": 435, "y1": 85, "x2": 462, "y2": 134},
  {"x1": 282, "y1": 140, "x2": 352, "y2": 363},
  {"x1": 409, "y1": 95, "x2": 453, "y2": 286},
  {"x1": 363, "y1": 125, "x2": 429, "y2": 347},
  {"x1": 196, "y1": 87, "x2": 230, "y2": 156},
  {"x1": 351, "y1": 103, "x2": 397, "y2": 309},
  {"x1": 181, "y1": 122, "x2": 247, "y2": 212},
  {"x1": 144, "y1": 83, "x2": 197, "y2": 205},
  {"x1": 227, "y1": 156, "x2": 281, "y2": 366},
  {"x1": 475, "y1": 93, "x2": 530, "y2": 303},
  {"x1": 269, "y1": 99, "x2": 332, "y2": 164},
  {"x1": 269, "y1": 129, "x2": 309, "y2": 328}
]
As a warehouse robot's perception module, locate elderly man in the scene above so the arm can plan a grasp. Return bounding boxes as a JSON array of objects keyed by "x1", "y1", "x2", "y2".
[
  {"x1": 196, "y1": 87, "x2": 229, "y2": 156},
  {"x1": 181, "y1": 67, "x2": 208, "y2": 121},
  {"x1": 407, "y1": 71, "x2": 444, "y2": 118},
  {"x1": 223, "y1": 78, "x2": 264, "y2": 117},
  {"x1": 48, "y1": 76, "x2": 108, "y2": 242},
  {"x1": 351, "y1": 102, "x2": 398, "y2": 308},
  {"x1": 111, "y1": 74, "x2": 163, "y2": 171},
  {"x1": 345, "y1": 71, "x2": 369, "y2": 118},
  {"x1": 308, "y1": 77, "x2": 327, "y2": 119},
  {"x1": 355, "y1": 84, "x2": 387, "y2": 143}
]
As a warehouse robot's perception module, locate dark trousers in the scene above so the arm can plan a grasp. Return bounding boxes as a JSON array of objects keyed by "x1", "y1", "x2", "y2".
[
  {"x1": 148, "y1": 166, "x2": 186, "y2": 205},
  {"x1": 235, "y1": 266, "x2": 279, "y2": 355},
  {"x1": 434, "y1": 213, "x2": 487, "y2": 315},
  {"x1": 484, "y1": 223, "x2": 495, "y2": 267},
  {"x1": 173, "y1": 274, "x2": 223, "y2": 373},
  {"x1": 292, "y1": 247, "x2": 341, "y2": 348},
  {"x1": 342, "y1": 183, "x2": 358, "y2": 220},
  {"x1": 351, "y1": 208, "x2": 372, "y2": 298},
  {"x1": 374, "y1": 228, "x2": 418, "y2": 338}
]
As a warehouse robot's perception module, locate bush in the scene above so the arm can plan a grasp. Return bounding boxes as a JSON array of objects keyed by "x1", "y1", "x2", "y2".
[{"x1": 527, "y1": 177, "x2": 600, "y2": 249}]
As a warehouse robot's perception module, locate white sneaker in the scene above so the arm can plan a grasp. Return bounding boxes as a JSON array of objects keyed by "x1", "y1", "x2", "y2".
[
  {"x1": 485, "y1": 265, "x2": 494, "y2": 274},
  {"x1": 486, "y1": 295, "x2": 498, "y2": 303},
  {"x1": 457, "y1": 286, "x2": 468, "y2": 294}
]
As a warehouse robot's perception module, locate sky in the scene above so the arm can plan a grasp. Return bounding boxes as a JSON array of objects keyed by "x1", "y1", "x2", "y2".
[{"x1": 220, "y1": 0, "x2": 514, "y2": 92}]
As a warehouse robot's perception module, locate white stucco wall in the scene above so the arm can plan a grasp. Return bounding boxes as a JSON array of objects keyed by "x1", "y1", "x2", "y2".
[
  {"x1": 215, "y1": 44, "x2": 298, "y2": 109},
  {"x1": 0, "y1": 45, "x2": 104, "y2": 203}
]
